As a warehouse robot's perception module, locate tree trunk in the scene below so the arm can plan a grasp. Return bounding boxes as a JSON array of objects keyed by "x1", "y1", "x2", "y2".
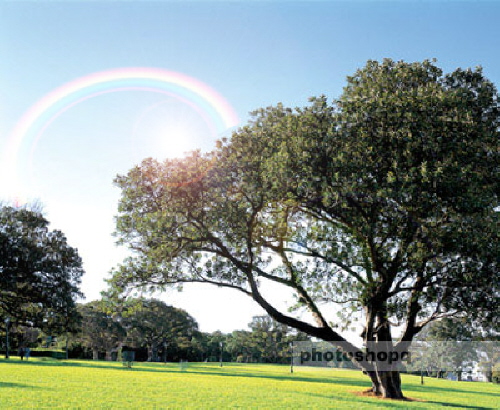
[
  {"x1": 149, "y1": 341, "x2": 159, "y2": 362},
  {"x1": 92, "y1": 348, "x2": 99, "y2": 361},
  {"x1": 366, "y1": 371, "x2": 382, "y2": 395},
  {"x1": 379, "y1": 371, "x2": 403, "y2": 399},
  {"x1": 363, "y1": 305, "x2": 404, "y2": 399},
  {"x1": 367, "y1": 370, "x2": 404, "y2": 399}
]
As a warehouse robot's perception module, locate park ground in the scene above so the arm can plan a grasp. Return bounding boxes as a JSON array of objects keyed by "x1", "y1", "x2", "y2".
[{"x1": 0, "y1": 359, "x2": 498, "y2": 408}]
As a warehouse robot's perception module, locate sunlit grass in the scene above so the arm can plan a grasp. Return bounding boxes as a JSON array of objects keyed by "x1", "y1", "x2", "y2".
[{"x1": 0, "y1": 358, "x2": 498, "y2": 408}]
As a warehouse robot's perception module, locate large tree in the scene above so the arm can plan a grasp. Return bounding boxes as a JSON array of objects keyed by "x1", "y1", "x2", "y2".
[
  {"x1": 110, "y1": 59, "x2": 499, "y2": 398},
  {"x1": 0, "y1": 205, "x2": 84, "y2": 334}
]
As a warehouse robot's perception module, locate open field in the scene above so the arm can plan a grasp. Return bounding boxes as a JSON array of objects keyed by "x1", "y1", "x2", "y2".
[{"x1": 0, "y1": 358, "x2": 498, "y2": 408}]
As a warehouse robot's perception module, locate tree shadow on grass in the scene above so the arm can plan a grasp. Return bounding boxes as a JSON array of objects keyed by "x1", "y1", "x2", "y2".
[
  {"x1": 422, "y1": 402, "x2": 495, "y2": 409},
  {"x1": 305, "y1": 391, "x2": 497, "y2": 409},
  {"x1": 407, "y1": 383, "x2": 500, "y2": 399},
  {"x1": 301, "y1": 392, "x2": 416, "y2": 408},
  {"x1": 0, "y1": 359, "x2": 372, "y2": 387},
  {"x1": 0, "y1": 358, "x2": 135, "y2": 372},
  {"x1": 0, "y1": 382, "x2": 40, "y2": 389},
  {"x1": 178, "y1": 368, "x2": 373, "y2": 388}
]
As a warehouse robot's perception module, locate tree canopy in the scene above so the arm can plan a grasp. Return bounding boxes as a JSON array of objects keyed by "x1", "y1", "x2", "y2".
[
  {"x1": 73, "y1": 298, "x2": 199, "y2": 362},
  {"x1": 109, "y1": 59, "x2": 499, "y2": 398},
  {"x1": 0, "y1": 204, "x2": 84, "y2": 333},
  {"x1": 119, "y1": 298, "x2": 199, "y2": 362},
  {"x1": 78, "y1": 300, "x2": 126, "y2": 361}
]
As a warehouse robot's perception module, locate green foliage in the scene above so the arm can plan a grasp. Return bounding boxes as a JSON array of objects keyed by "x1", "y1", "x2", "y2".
[
  {"x1": 223, "y1": 315, "x2": 309, "y2": 364},
  {"x1": 247, "y1": 315, "x2": 308, "y2": 363},
  {"x1": 72, "y1": 298, "x2": 199, "y2": 362},
  {"x1": 0, "y1": 204, "x2": 84, "y2": 333},
  {"x1": 416, "y1": 317, "x2": 476, "y2": 342},
  {"x1": 110, "y1": 59, "x2": 499, "y2": 398},
  {"x1": 77, "y1": 300, "x2": 126, "y2": 360},
  {"x1": 119, "y1": 298, "x2": 199, "y2": 362}
]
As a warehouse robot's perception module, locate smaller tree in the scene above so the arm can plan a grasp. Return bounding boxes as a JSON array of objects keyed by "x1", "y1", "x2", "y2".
[
  {"x1": 205, "y1": 331, "x2": 229, "y2": 363},
  {"x1": 8, "y1": 324, "x2": 39, "y2": 350},
  {"x1": 78, "y1": 301, "x2": 126, "y2": 361},
  {"x1": 226, "y1": 330, "x2": 254, "y2": 363},
  {"x1": 120, "y1": 298, "x2": 199, "y2": 362}
]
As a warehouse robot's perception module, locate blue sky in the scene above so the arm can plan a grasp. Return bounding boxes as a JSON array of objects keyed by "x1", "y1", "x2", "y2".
[{"x1": 1, "y1": 0, "x2": 499, "y2": 333}]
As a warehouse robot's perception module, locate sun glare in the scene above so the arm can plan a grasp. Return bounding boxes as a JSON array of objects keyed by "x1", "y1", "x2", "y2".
[
  {"x1": 158, "y1": 122, "x2": 197, "y2": 158},
  {"x1": 130, "y1": 97, "x2": 218, "y2": 161}
]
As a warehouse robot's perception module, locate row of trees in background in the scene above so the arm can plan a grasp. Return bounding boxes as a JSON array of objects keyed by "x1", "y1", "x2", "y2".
[
  {"x1": 411, "y1": 318, "x2": 499, "y2": 382},
  {"x1": 2, "y1": 300, "x2": 309, "y2": 364},
  {"x1": 73, "y1": 301, "x2": 309, "y2": 363}
]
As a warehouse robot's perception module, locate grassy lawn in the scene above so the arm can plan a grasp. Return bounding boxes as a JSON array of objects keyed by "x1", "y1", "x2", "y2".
[{"x1": 0, "y1": 358, "x2": 498, "y2": 408}]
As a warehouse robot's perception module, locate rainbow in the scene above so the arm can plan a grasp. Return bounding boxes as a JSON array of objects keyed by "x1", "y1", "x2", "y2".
[{"x1": 1, "y1": 67, "x2": 239, "y2": 198}]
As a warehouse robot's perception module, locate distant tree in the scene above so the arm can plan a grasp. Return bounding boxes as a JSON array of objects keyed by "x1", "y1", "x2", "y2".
[
  {"x1": 120, "y1": 298, "x2": 199, "y2": 362},
  {"x1": 8, "y1": 324, "x2": 40, "y2": 350},
  {"x1": 204, "y1": 331, "x2": 229, "y2": 363},
  {"x1": 189, "y1": 332, "x2": 210, "y2": 362},
  {"x1": 49, "y1": 303, "x2": 83, "y2": 359},
  {"x1": 110, "y1": 59, "x2": 499, "y2": 398},
  {"x1": 226, "y1": 330, "x2": 254, "y2": 362},
  {"x1": 413, "y1": 318, "x2": 478, "y2": 380},
  {"x1": 0, "y1": 205, "x2": 84, "y2": 335},
  {"x1": 247, "y1": 315, "x2": 309, "y2": 363},
  {"x1": 78, "y1": 301, "x2": 126, "y2": 361}
]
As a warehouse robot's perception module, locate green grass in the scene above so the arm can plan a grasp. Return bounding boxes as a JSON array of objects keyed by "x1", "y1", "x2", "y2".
[{"x1": 0, "y1": 358, "x2": 498, "y2": 408}]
